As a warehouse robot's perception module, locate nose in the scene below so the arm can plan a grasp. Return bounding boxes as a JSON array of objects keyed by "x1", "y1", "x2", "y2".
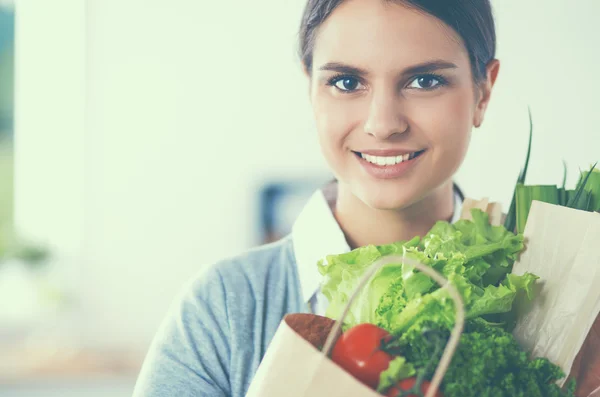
[{"x1": 363, "y1": 89, "x2": 409, "y2": 140}]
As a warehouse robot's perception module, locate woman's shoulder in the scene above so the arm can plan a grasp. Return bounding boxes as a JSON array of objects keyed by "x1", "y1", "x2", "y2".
[
  {"x1": 180, "y1": 235, "x2": 299, "y2": 302},
  {"x1": 213, "y1": 235, "x2": 297, "y2": 281},
  {"x1": 138, "y1": 240, "x2": 301, "y2": 397}
]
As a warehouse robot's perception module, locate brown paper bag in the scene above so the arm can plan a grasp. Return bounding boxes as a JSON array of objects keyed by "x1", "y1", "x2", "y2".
[
  {"x1": 510, "y1": 201, "x2": 600, "y2": 393},
  {"x1": 460, "y1": 197, "x2": 503, "y2": 226},
  {"x1": 245, "y1": 313, "x2": 382, "y2": 397},
  {"x1": 246, "y1": 256, "x2": 465, "y2": 397}
]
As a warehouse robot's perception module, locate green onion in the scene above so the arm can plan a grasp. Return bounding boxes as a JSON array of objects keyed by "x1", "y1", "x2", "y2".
[
  {"x1": 568, "y1": 163, "x2": 596, "y2": 209},
  {"x1": 574, "y1": 164, "x2": 600, "y2": 211},
  {"x1": 504, "y1": 107, "x2": 533, "y2": 233},
  {"x1": 503, "y1": 110, "x2": 599, "y2": 233},
  {"x1": 516, "y1": 184, "x2": 559, "y2": 234},
  {"x1": 558, "y1": 188, "x2": 568, "y2": 206}
]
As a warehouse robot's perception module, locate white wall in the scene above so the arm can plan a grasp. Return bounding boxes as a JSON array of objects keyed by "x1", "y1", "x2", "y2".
[
  {"x1": 14, "y1": 0, "x2": 600, "y2": 350},
  {"x1": 13, "y1": 0, "x2": 87, "y2": 337},
  {"x1": 81, "y1": 0, "x2": 329, "y2": 348},
  {"x1": 457, "y1": 0, "x2": 600, "y2": 203}
]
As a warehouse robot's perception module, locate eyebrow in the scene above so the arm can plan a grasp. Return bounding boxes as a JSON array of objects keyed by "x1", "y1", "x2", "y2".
[{"x1": 318, "y1": 60, "x2": 458, "y2": 77}]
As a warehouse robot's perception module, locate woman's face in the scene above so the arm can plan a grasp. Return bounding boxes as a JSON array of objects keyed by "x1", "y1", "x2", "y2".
[{"x1": 309, "y1": 0, "x2": 497, "y2": 211}]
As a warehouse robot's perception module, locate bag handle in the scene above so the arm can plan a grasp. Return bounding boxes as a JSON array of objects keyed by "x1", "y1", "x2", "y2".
[{"x1": 320, "y1": 254, "x2": 465, "y2": 397}]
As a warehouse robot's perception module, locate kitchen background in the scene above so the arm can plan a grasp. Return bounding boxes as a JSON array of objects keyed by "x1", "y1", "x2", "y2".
[{"x1": 1, "y1": 0, "x2": 599, "y2": 396}]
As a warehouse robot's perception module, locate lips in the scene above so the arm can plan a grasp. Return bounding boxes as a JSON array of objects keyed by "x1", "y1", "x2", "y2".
[
  {"x1": 353, "y1": 150, "x2": 426, "y2": 166},
  {"x1": 352, "y1": 149, "x2": 426, "y2": 179}
]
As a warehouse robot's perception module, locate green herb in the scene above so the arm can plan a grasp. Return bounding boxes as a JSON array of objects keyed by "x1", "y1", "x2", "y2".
[
  {"x1": 515, "y1": 184, "x2": 559, "y2": 234},
  {"x1": 512, "y1": 163, "x2": 599, "y2": 233},
  {"x1": 395, "y1": 319, "x2": 575, "y2": 397},
  {"x1": 567, "y1": 163, "x2": 596, "y2": 208},
  {"x1": 572, "y1": 163, "x2": 600, "y2": 211},
  {"x1": 318, "y1": 208, "x2": 576, "y2": 395},
  {"x1": 377, "y1": 356, "x2": 416, "y2": 393}
]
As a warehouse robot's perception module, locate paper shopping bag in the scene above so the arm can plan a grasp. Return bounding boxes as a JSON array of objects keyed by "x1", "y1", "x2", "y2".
[
  {"x1": 459, "y1": 197, "x2": 503, "y2": 226},
  {"x1": 245, "y1": 313, "x2": 382, "y2": 397},
  {"x1": 511, "y1": 200, "x2": 600, "y2": 387},
  {"x1": 246, "y1": 256, "x2": 465, "y2": 397}
]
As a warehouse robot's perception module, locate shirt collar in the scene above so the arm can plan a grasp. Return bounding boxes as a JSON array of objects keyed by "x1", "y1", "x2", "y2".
[
  {"x1": 291, "y1": 185, "x2": 350, "y2": 303},
  {"x1": 291, "y1": 184, "x2": 464, "y2": 303}
]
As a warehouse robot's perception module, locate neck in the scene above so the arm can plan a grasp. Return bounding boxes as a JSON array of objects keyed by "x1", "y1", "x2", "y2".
[{"x1": 333, "y1": 182, "x2": 456, "y2": 249}]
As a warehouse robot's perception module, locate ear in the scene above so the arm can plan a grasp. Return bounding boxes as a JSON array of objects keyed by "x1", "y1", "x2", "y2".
[{"x1": 473, "y1": 59, "x2": 500, "y2": 128}]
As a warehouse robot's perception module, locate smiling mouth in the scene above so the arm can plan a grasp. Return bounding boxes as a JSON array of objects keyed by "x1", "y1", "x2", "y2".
[{"x1": 352, "y1": 150, "x2": 426, "y2": 166}]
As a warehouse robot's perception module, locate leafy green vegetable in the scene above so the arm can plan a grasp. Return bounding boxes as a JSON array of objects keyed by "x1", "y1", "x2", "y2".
[
  {"x1": 377, "y1": 356, "x2": 416, "y2": 393},
  {"x1": 317, "y1": 239, "x2": 418, "y2": 328},
  {"x1": 504, "y1": 272, "x2": 539, "y2": 300},
  {"x1": 319, "y1": 205, "x2": 578, "y2": 395},
  {"x1": 382, "y1": 287, "x2": 456, "y2": 334},
  {"x1": 580, "y1": 166, "x2": 600, "y2": 211},
  {"x1": 319, "y1": 209, "x2": 531, "y2": 334},
  {"x1": 392, "y1": 319, "x2": 575, "y2": 397},
  {"x1": 504, "y1": 107, "x2": 533, "y2": 233},
  {"x1": 504, "y1": 109, "x2": 599, "y2": 233},
  {"x1": 511, "y1": 163, "x2": 599, "y2": 234},
  {"x1": 567, "y1": 162, "x2": 597, "y2": 209},
  {"x1": 515, "y1": 184, "x2": 559, "y2": 234},
  {"x1": 572, "y1": 163, "x2": 599, "y2": 211}
]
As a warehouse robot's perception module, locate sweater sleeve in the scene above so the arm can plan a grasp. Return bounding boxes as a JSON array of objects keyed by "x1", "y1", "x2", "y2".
[{"x1": 133, "y1": 266, "x2": 231, "y2": 397}]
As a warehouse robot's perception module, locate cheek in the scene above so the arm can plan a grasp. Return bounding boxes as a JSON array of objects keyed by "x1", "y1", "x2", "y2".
[
  {"x1": 418, "y1": 90, "x2": 474, "y2": 164},
  {"x1": 311, "y1": 89, "x2": 363, "y2": 156}
]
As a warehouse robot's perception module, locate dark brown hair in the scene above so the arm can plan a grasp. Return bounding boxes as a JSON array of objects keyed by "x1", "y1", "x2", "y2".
[{"x1": 298, "y1": 0, "x2": 496, "y2": 82}]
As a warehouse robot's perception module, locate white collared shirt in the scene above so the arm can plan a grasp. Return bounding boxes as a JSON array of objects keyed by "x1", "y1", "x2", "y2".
[{"x1": 291, "y1": 184, "x2": 463, "y2": 316}]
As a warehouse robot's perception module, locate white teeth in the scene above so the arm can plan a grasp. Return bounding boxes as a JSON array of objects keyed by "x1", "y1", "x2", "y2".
[{"x1": 360, "y1": 153, "x2": 418, "y2": 166}]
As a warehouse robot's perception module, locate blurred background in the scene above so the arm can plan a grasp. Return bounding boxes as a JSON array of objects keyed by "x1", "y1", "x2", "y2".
[{"x1": 0, "y1": 0, "x2": 599, "y2": 396}]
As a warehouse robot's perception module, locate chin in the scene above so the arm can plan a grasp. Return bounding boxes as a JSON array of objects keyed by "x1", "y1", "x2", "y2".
[{"x1": 352, "y1": 180, "x2": 421, "y2": 211}]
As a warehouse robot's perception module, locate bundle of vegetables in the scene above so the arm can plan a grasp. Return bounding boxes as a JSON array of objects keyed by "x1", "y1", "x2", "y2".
[
  {"x1": 319, "y1": 209, "x2": 576, "y2": 397},
  {"x1": 511, "y1": 164, "x2": 599, "y2": 234},
  {"x1": 502, "y1": 109, "x2": 600, "y2": 234}
]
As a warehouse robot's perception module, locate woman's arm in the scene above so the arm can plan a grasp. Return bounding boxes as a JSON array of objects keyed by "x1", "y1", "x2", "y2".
[
  {"x1": 133, "y1": 267, "x2": 231, "y2": 397},
  {"x1": 568, "y1": 312, "x2": 600, "y2": 397}
]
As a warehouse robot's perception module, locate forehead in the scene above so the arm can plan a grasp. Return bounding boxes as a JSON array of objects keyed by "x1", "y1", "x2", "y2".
[{"x1": 312, "y1": 0, "x2": 469, "y2": 73}]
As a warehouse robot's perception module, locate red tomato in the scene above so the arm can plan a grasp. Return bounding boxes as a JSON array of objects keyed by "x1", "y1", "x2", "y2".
[
  {"x1": 385, "y1": 378, "x2": 443, "y2": 397},
  {"x1": 331, "y1": 323, "x2": 393, "y2": 389}
]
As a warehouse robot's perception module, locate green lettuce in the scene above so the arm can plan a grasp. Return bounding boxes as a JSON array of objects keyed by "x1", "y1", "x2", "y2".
[
  {"x1": 317, "y1": 208, "x2": 576, "y2": 396},
  {"x1": 317, "y1": 237, "x2": 419, "y2": 329},
  {"x1": 318, "y1": 209, "x2": 534, "y2": 333}
]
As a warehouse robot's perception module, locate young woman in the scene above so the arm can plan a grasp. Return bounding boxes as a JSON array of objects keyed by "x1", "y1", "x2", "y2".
[{"x1": 132, "y1": 0, "x2": 598, "y2": 396}]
